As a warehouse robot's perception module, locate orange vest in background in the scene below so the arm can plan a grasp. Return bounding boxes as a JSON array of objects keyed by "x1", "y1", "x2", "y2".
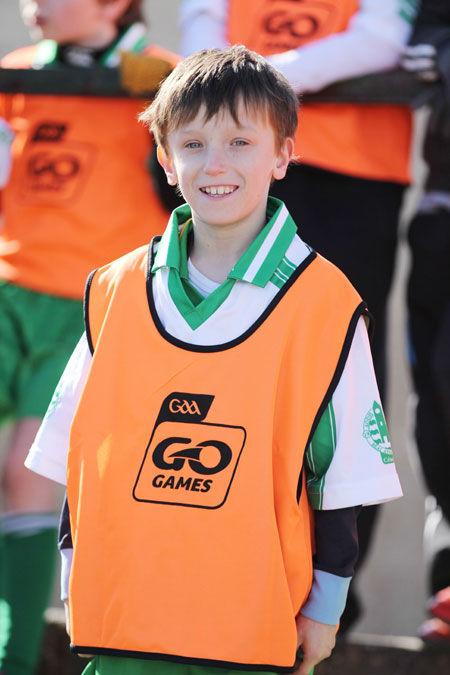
[
  {"x1": 66, "y1": 245, "x2": 366, "y2": 669},
  {"x1": 0, "y1": 46, "x2": 170, "y2": 299},
  {"x1": 228, "y1": 0, "x2": 412, "y2": 183}
]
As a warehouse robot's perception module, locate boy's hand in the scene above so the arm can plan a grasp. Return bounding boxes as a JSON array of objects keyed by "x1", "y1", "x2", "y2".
[{"x1": 295, "y1": 614, "x2": 336, "y2": 675}]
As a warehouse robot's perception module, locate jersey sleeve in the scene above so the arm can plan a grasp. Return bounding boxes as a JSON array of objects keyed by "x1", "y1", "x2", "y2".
[
  {"x1": 266, "y1": 0, "x2": 417, "y2": 93},
  {"x1": 305, "y1": 316, "x2": 403, "y2": 510},
  {"x1": 179, "y1": 0, "x2": 229, "y2": 55},
  {"x1": 25, "y1": 332, "x2": 92, "y2": 485}
]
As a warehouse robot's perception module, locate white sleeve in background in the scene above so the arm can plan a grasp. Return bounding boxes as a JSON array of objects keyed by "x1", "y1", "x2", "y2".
[
  {"x1": 25, "y1": 333, "x2": 92, "y2": 485},
  {"x1": 179, "y1": 0, "x2": 415, "y2": 94},
  {"x1": 0, "y1": 117, "x2": 14, "y2": 189},
  {"x1": 179, "y1": 0, "x2": 228, "y2": 56},
  {"x1": 267, "y1": 0, "x2": 415, "y2": 94}
]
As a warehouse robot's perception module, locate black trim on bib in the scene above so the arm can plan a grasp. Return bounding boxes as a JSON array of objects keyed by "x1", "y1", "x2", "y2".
[
  {"x1": 71, "y1": 645, "x2": 296, "y2": 673},
  {"x1": 297, "y1": 301, "x2": 369, "y2": 502},
  {"x1": 364, "y1": 309, "x2": 375, "y2": 343},
  {"x1": 146, "y1": 249, "x2": 317, "y2": 353},
  {"x1": 147, "y1": 234, "x2": 162, "y2": 280},
  {"x1": 84, "y1": 269, "x2": 98, "y2": 356}
]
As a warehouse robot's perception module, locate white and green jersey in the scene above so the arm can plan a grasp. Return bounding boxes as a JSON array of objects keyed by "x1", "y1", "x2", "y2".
[{"x1": 27, "y1": 197, "x2": 402, "y2": 511}]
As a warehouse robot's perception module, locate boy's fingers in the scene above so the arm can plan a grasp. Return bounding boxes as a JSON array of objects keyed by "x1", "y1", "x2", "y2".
[
  {"x1": 294, "y1": 648, "x2": 315, "y2": 675},
  {"x1": 295, "y1": 658, "x2": 315, "y2": 675}
]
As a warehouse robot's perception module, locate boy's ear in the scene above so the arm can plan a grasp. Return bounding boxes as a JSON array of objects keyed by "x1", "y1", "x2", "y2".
[
  {"x1": 157, "y1": 145, "x2": 178, "y2": 186},
  {"x1": 273, "y1": 137, "x2": 295, "y2": 181}
]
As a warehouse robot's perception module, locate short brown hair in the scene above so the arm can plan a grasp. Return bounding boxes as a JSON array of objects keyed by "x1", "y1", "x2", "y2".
[{"x1": 140, "y1": 45, "x2": 298, "y2": 151}]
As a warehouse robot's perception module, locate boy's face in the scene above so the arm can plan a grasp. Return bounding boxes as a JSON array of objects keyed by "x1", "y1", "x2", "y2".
[
  {"x1": 159, "y1": 102, "x2": 293, "y2": 234},
  {"x1": 19, "y1": 0, "x2": 121, "y2": 46}
]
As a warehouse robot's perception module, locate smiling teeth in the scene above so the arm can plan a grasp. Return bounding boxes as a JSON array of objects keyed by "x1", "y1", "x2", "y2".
[{"x1": 202, "y1": 186, "x2": 236, "y2": 195}]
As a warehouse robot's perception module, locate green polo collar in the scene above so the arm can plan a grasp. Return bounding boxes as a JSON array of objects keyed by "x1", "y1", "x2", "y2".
[
  {"x1": 151, "y1": 197, "x2": 298, "y2": 331},
  {"x1": 152, "y1": 197, "x2": 296, "y2": 287}
]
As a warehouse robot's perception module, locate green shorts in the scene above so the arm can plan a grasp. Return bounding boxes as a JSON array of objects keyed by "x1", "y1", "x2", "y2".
[
  {"x1": 82, "y1": 657, "x2": 281, "y2": 675},
  {"x1": 0, "y1": 281, "x2": 84, "y2": 423}
]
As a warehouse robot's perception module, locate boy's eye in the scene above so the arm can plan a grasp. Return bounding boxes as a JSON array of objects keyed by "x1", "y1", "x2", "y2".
[
  {"x1": 232, "y1": 139, "x2": 248, "y2": 146},
  {"x1": 185, "y1": 141, "x2": 202, "y2": 149}
]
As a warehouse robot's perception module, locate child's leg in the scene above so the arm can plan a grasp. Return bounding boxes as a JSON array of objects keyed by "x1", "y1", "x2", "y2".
[
  {"x1": 0, "y1": 511, "x2": 57, "y2": 675},
  {"x1": 0, "y1": 418, "x2": 60, "y2": 675},
  {"x1": 0, "y1": 284, "x2": 83, "y2": 674}
]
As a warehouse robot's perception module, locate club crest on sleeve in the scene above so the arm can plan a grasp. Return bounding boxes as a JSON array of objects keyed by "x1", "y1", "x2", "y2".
[
  {"x1": 44, "y1": 388, "x2": 62, "y2": 420},
  {"x1": 363, "y1": 401, "x2": 393, "y2": 464}
]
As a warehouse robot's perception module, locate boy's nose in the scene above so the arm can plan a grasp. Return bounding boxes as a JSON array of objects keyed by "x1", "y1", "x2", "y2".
[{"x1": 203, "y1": 148, "x2": 226, "y2": 175}]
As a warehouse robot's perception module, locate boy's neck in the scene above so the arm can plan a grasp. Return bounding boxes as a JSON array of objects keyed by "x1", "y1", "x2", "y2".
[
  {"x1": 189, "y1": 206, "x2": 267, "y2": 284},
  {"x1": 63, "y1": 26, "x2": 119, "y2": 51}
]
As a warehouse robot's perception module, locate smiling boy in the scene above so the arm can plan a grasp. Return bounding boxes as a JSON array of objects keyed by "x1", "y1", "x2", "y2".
[{"x1": 25, "y1": 46, "x2": 402, "y2": 675}]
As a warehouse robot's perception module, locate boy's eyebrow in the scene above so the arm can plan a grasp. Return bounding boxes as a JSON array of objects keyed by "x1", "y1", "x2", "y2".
[{"x1": 175, "y1": 120, "x2": 261, "y2": 135}]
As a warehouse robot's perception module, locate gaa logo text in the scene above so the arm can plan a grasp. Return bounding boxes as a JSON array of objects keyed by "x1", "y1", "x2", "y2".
[{"x1": 168, "y1": 398, "x2": 201, "y2": 415}]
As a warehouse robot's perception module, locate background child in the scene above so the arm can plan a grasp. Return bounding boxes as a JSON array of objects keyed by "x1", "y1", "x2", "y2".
[
  {"x1": 0, "y1": 1, "x2": 172, "y2": 673},
  {"x1": 26, "y1": 46, "x2": 402, "y2": 675}
]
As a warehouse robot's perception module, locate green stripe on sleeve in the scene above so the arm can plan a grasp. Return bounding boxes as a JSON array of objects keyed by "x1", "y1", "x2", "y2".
[{"x1": 306, "y1": 401, "x2": 337, "y2": 510}]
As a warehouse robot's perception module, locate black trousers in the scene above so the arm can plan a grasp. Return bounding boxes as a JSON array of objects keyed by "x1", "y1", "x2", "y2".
[
  {"x1": 408, "y1": 209, "x2": 450, "y2": 525},
  {"x1": 271, "y1": 164, "x2": 405, "y2": 617}
]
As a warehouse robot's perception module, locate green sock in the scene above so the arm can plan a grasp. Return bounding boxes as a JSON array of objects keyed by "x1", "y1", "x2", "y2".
[{"x1": 0, "y1": 521, "x2": 57, "y2": 675}]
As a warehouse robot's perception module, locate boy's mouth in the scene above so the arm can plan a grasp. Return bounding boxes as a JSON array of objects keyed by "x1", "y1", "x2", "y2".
[{"x1": 200, "y1": 185, "x2": 238, "y2": 196}]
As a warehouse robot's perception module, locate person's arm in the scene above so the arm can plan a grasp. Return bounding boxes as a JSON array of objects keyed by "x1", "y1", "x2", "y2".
[
  {"x1": 179, "y1": 0, "x2": 228, "y2": 56},
  {"x1": 25, "y1": 333, "x2": 91, "y2": 636},
  {"x1": 402, "y1": 0, "x2": 450, "y2": 162},
  {"x1": 295, "y1": 506, "x2": 360, "y2": 675},
  {"x1": 305, "y1": 317, "x2": 402, "y2": 511},
  {"x1": 296, "y1": 315, "x2": 402, "y2": 670},
  {"x1": 179, "y1": 0, "x2": 416, "y2": 93},
  {"x1": 265, "y1": 0, "x2": 416, "y2": 93},
  {"x1": 301, "y1": 506, "x2": 360, "y2": 625},
  {"x1": 25, "y1": 333, "x2": 92, "y2": 484}
]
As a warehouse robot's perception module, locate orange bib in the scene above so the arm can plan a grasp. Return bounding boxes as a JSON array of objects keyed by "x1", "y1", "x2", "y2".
[
  {"x1": 228, "y1": 0, "x2": 411, "y2": 183},
  {"x1": 67, "y1": 245, "x2": 366, "y2": 670},
  {"x1": 0, "y1": 46, "x2": 170, "y2": 299}
]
